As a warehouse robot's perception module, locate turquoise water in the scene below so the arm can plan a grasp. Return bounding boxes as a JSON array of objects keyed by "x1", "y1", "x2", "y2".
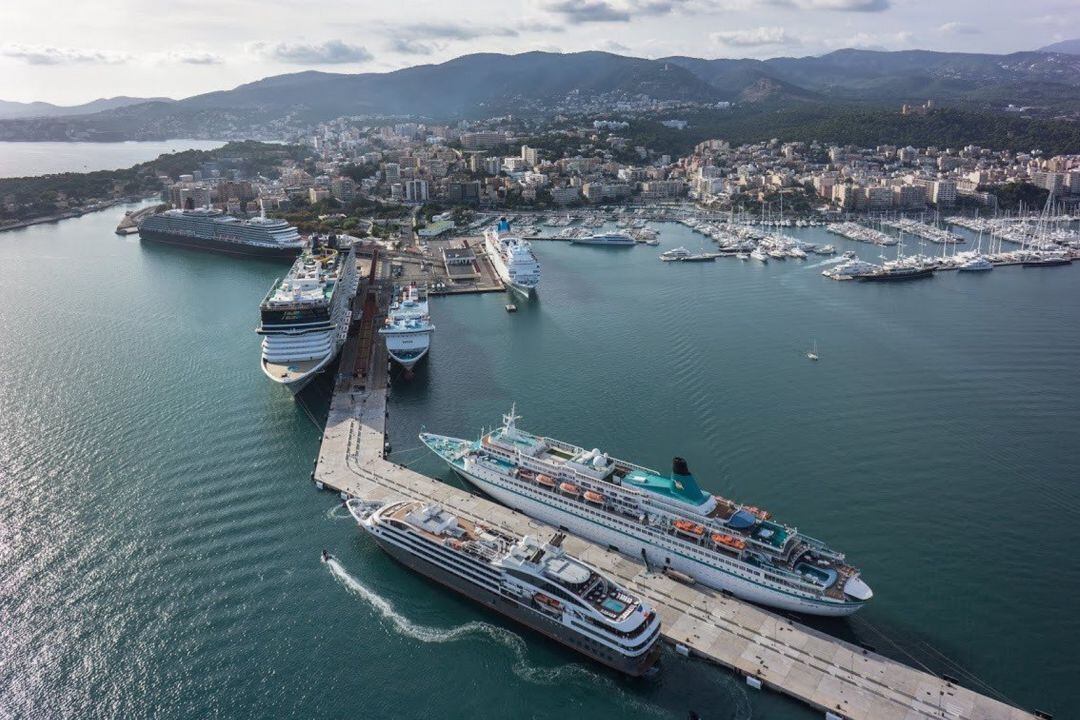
[
  {"x1": 0, "y1": 140, "x2": 226, "y2": 178},
  {"x1": 1, "y1": 206, "x2": 1078, "y2": 719}
]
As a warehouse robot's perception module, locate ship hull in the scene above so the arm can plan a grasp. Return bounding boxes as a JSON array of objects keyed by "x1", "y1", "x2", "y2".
[
  {"x1": 570, "y1": 239, "x2": 635, "y2": 247},
  {"x1": 368, "y1": 530, "x2": 661, "y2": 676},
  {"x1": 858, "y1": 268, "x2": 934, "y2": 282},
  {"x1": 382, "y1": 331, "x2": 432, "y2": 371},
  {"x1": 139, "y1": 228, "x2": 302, "y2": 260},
  {"x1": 450, "y1": 465, "x2": 864, "y2": 617},
  {"x1": 1022, "y1": 258, "x2": 1072, "y2": 267}
]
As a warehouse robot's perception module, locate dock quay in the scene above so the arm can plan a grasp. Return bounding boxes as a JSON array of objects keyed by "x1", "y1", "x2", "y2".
[
  {"x1": 312, "y1": 253, "x2": 1038, "y2": 720},
  {"x1": 390, "y1": 235, "x2": 506, "y2": 296}
]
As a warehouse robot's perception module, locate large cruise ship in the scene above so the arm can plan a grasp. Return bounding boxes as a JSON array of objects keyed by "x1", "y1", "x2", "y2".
[
  {"x1": 421, "y1": 408, "x2": 873, "y2": 617},
  {"x1": 346, "y1": 498, "x2": 662, "y2": 676},
  {"x1": 139, "y1": 208, "x2": 305, "y2": 259},
  {"x1": 379, "y1": 284, "x2": 434, "y2": 371},
  {"x1": 483, "y1": 219, "x2": 541, "y2": 298},
  {"x1": 256, "y1": 244, "x2": 359, "y2": 394}
]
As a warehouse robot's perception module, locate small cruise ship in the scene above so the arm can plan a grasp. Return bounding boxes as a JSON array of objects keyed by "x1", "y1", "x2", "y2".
[
  {"x1": 484, "y1": 219, "x2": 541, "y2": 298},
  {"x1": 346, "y1": 498, "x2": 662, "y2": 676},
  {"x1": 571, "y1": 231, "x2": 636, "y2": 247},
  {"x1": 139, "y1": 208, "x2": 305, "y2": 259},
  {"x1": 379, "y1": 284, "x2": 434, "y2": 371},
  {"x1": 421, "y1": 408, "x2": 872, "y2": 617},
  {"x1": 256, "y1": 244, "x2": 359, "y2": 394}
]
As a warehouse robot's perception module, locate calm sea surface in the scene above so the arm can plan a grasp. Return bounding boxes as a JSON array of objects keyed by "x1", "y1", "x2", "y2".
[
  {"x1": 1, "y1": 202, "x2": 1077, "y2": 719},
  {"x1": 0, "y1": 140, "x2": 226, "y2": 178}
]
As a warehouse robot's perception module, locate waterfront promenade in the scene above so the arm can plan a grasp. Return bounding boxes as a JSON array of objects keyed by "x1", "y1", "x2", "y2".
[{"x1": 312, "y1": 256, "x2": 1036, "y2": 720}]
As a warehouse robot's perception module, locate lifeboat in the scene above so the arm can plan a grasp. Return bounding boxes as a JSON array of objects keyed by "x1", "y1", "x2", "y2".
[
  {"x1": 673, "y1": 519, "x2": 706, "y2": 536},
  {"x1": 711, "y1": 533, "x2": 747, "y2": 551},
  {"x1": 534, "y1": 593, "x2": 562, "y2": 610},
  {"x1": 559, "y1": 482, "x2": 581, "y2": 496},
  {"x1": 583, "y1": 490, "x2": 605, "y2": 504},
  {"x1": 536, "y1": 473, "x2": 556, "y2": 488},
  {"x1": 744, "y1": 505, "x2": 771, "y2": 520},
  {"x1": 446, "y1": 539, "x2": 464, "y2": 551},
  {"x1": 518, "y1": 468, "x2": 536, "y2": 480}
]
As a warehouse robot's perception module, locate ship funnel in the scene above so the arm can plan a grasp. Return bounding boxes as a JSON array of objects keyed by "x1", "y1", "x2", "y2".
[{"x1": 669, "y1": 457, "x2": 709, "y2": 506}]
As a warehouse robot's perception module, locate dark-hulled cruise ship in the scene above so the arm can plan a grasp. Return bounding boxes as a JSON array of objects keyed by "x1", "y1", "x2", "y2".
[
  {"x1": 346, "y1": 498, "x2": 663, "y2": 676},
  {"x1": 138, "y1": 208, "x2": 305, "y2": 259}
]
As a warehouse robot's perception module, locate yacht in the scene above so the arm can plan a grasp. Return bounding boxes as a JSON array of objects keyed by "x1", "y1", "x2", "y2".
[
  {"x1": 346, "y1": 498, "x2": 663, "y2": 676},
  {"x1": 822, "y1": 259, "x2": 879, "y2": 281},
  {"x1": 659, "y1": 247, "x2": 691, "y2": 262},
  {"x1": 421, "y1": 408, "x2": 872, "y2": 617},
  {"x1": 571, "y1": 232, "x2": 636, "y2": 247},
  {"x1": 957, "y1": 256, "x2": 994, "y2": 272},
  {"x1": 750, "y1": 248, "x2": 769, "y2": 263}
]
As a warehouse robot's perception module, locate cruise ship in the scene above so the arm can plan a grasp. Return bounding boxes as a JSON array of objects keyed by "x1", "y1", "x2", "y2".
[
  {"x1": 139, "y1": 208, "x2": 305, "y2": 259},
  {"x1": 484, "y1": 219, "x2": 541, "y2": 298},
  {"x1": 346, "y1": 498, "x2": 662, "y2": 676},
  {"x1": 571, "y1": 231, "x2": 636, "y2": 247},
  {"x1": 256, "y1": 244, "x2": 359, "y2": 394},
  {"x1": 379, "y1": 284, "x2": 434, "y2": 371},
  {"x1": 421, "y1": 408, "x2": 873, "y2": 617}
]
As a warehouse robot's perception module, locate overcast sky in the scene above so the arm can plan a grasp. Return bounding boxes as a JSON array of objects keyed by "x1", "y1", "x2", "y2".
[{"x1": 1, "y1": 0, "x2": 1076, "y2": 105}]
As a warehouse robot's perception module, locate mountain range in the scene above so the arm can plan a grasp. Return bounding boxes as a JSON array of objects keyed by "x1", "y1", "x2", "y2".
[
  {"x1": 0, "y1": 96, "x2": 172, "y2": 121},
  {"x1": 2, "y1": 47, "x2": 1080, "y2": 142}
]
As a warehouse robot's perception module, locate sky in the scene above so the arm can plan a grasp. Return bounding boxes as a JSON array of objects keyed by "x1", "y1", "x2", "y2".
[{"x1": 1, "y1": 0, "x2": 1077, "y2": 105}]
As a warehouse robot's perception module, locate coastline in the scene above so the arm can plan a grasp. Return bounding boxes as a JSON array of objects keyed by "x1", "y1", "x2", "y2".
[{"x1": 0, "y1": 195, "x2": 155, "y2": 233}]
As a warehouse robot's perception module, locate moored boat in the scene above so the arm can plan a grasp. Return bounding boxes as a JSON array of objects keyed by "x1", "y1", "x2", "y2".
[
  {"x1": 346, "y1": 498, "x2": 663, "y2": 676},
  {"x1": 421, "y1": 408, "x2": 873, "y2": 616}
]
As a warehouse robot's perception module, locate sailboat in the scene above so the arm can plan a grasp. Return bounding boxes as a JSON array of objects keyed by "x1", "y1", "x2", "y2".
[{"x1": 806, "y1": 339, "x2": 819, "y2": 361}]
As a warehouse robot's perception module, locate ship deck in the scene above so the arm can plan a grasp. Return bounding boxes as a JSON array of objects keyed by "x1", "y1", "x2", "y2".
[
  {"x1": 263, "y1": 358, "x2": 322, "y2": 382},
  {"x1": 311, "y1": 252, "x2": 1039, "y2": 720}
]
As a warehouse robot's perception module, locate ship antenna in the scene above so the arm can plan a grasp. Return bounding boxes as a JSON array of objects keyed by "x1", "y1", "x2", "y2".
[{"x1": 503, "y1": 403, "x2": 521, "y2": 432}]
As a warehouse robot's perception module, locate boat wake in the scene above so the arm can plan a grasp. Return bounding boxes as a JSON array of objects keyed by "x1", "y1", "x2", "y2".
[
  {"x1": 325, "y1": 503, "x2": 351, "y2": 520},
  {"x1": 324, "y1": 556, "x2": 674, "y2": 716}
]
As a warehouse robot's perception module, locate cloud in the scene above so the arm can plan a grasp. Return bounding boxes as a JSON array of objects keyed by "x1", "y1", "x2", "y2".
[
  {"x1": 388, "y1": 38, "x2": 440, "y2": 56},
  {"x1": 770, "y1": 0, "x2": 890, "y2": 11},
  {"x1": 1, "y1": 45, "x2": 129, "y2": 65},
  {"x1": 253, "y1": 40, "x2": 372, "y2": 65},
  {"x1": 542, "y1": 0, "x2": 698, "y2": 23},
  {"x1": 600, "y1": 40, "x2": 632, "y2": 52},
  {"x1": 937, "y1": 22, "x2": 980, "y2": 35},
  {"x1": 396, "y1": 22, "x2": 519, "y2": 40},
  {"x1": 517, "y1": 19, "x2": 567, "y2": 33},
  {"x1": 711, "y1": 26, "x2": 801, "y2": 47},
  {"x1": 824, "y1": 30, "x2": 913, "y2": 50},
  {"x1": 164, "y1": 50, "x2": 224, "y2": 65},
  {"x1": 543, "y1": 0, "x2": 631, "y2": 22}
]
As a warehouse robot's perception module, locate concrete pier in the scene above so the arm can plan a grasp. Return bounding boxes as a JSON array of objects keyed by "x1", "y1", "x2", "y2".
[{"x1": 313, "y1": 255, "x2": 1037, "y2": 720}]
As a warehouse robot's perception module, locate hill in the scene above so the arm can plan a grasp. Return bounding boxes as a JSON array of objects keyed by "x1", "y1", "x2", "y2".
[
  {"x1": 0, "y1": 96, "x2": 171, "y2": 120},
  {"x1": 3, "y1": 49, "x2": 1080, "y2": 142},
  {"x1": 1038, "y1": 39, "x2": 1080, "y2": 55}
]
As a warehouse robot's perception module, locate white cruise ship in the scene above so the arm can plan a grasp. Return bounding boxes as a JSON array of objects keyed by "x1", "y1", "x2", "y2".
[
  {"x1": 379, "y1": 284, "x2": 434, "y2": 371},
  {"x1": 483, "y1": 219, "x2": 541, "y2": 298},
  {"x1": 346, "y1": 498, "x2": 662, "y2": 676},
  {"x1": 256, "y1": 244, "x2": 359, "y2": 394},
  {"x1": 421, "y1": 408, "x2": 873, "y2": 617}
]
